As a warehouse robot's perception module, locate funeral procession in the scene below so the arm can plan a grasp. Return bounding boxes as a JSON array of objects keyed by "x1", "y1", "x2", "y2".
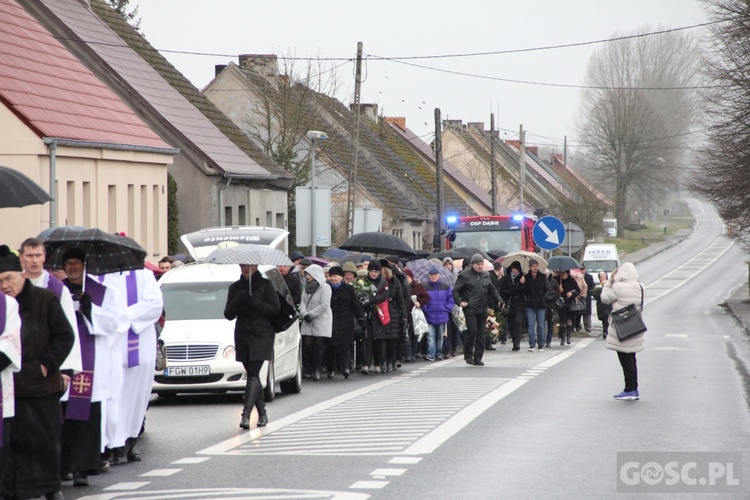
[{"x1": 1, "y1": 0, "x2": 750, "y2": 499}]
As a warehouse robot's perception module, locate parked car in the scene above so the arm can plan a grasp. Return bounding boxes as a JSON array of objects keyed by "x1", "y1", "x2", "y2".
[{"x1": 153, "y1": 263, "x2": 302, "y2": 400}]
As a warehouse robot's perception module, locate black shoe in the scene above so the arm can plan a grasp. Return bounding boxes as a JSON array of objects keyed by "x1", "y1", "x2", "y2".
[
  {"x1": 73, "y1": 472, "x2": 89, "y2": 487},
  {"x1": 312, "y1": 370, "x2": 320, "y2": 381},
  {"x1": 62, "y1": 473, "x2": 73, "y2": 482},
  {"x1": 257, "y1": 412, "x2": 268, "y2": 427},
  {"x1": 473, "y1": 359, "x2": 485, "y2": 366},
  {"x1": 512, "y1": 346, "x2": 520, "y2": 351},
  {"x1": 127, "y1": 445, "x2": 141, "y2": 462},
  {"x1": 239, "y1": 413, "x2": 250, "y2": 429},
  {"x1": 485, "y1": 345, "x2": 496, "y2": 351},
  {"x1": 110, "y1": 450, "x2": 128, "y2": 466},
  {"x1": 327, "y1": 371, "x2": 335, "y2": 379},
  {"x1": 343, "y1": 369, "x2": 350, "y2": 379},
  {"x1": 100, "y1": 459, "x2": 111, "y2": 472},
  {"x1": 46, "y1": 490, "x2": 64, "y2": 500},
  {"x1": 464, "y1": 358, "x2": 474, "y2": 365}
]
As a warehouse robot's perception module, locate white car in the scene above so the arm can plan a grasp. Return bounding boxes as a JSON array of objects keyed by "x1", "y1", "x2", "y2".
[{"x1": 153, "y1": 263, "x2": 302, "y2": 400}]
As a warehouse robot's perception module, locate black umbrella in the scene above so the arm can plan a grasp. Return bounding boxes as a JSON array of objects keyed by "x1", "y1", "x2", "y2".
[
  {"x1": 42, "y1": 227, "x2": 146, "y2": 275},
  {"x1": 427, "y1": 250, "x2": 465, "y2": 261},
  {"x1": 487, "y1": 249, "x2": 508, "y2": 260},
  {"x1": 322, "y1": 247, "x2": 351, "y2": 260},
  {"x1": 409, "y1": 249, "x2": 430, "y2": 262},
  {"x1": 452, "y1": 246, "x2": 490, "y2": 261},
  {"x1": 547, "y1": 255, "x2": 581, "y2": 272},
  {"x1": 0, "y1": 166, "x2": 52, "y2": 208},
  {"x1": 339, "y1": 232, "x2": 415, "y2": 257},
  {"x1": 338, "y1": 252, "x2": 373, "y2": 264}
]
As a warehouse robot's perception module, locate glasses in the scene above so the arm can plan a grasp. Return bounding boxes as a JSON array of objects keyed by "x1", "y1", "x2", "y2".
[{"x1": 0, "y1": 273, "x2": 21, "y2": 286}]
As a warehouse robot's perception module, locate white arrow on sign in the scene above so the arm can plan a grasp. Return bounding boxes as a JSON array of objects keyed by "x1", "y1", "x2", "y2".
[{"x1": 537, "y1": 221, "x2": 560, "y2": 245}]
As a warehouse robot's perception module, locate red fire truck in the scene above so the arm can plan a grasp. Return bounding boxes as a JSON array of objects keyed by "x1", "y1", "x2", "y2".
[{"x1": 444, "y1": 215, "x2": 537, "y2": 253}]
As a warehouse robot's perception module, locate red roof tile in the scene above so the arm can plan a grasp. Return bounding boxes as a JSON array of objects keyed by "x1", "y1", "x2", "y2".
[{"x1": 0, "y1": 0, "x2": 170, "y2": 149}]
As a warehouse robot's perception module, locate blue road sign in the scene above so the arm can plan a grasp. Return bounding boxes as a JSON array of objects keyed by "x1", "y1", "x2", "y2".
[{"x1": 533, "y1": 216, "x2": 566, "y2": 250}]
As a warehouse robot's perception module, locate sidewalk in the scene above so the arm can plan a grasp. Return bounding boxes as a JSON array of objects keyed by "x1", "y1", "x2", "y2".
[{"x1": 621, "y1": 228, "x2": 693, "y2": 266}]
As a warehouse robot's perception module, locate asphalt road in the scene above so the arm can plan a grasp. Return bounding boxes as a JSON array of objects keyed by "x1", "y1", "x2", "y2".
[{"x1": 71, "y1": 199, "x2": 750, "y2": 500}]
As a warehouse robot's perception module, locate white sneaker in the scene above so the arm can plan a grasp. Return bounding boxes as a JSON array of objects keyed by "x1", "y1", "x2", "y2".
[{"x1": 528, "y1": 346, "x2": 535, "y2": 352}]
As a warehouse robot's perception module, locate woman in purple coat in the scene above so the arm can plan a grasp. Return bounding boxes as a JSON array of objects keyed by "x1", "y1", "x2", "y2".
[{"x1": 421, "y1": 268, "x2": 455, "y2": 361}]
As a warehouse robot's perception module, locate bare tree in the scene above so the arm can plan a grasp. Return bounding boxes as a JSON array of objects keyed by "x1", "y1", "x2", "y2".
[
  {"x1": 106, "y1": 0, "x2": 142, "y2": 32},
  {"x1": 692, "y1": 0, "x2": 750, "y2": 248},
  {"x1": 577, "y1": 28, "x2": 700, "y2": 236}
]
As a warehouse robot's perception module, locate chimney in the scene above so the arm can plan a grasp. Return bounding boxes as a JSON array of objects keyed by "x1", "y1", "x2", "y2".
[
  {"x1": 349, "y1": 103, "x2": 379, "y2": 121},
  {"x1": 466, "y1": 122, "x2": 485, "y2": 132},
  {"x1": 215, "y1": 64, "x2": 227, "y2": 77},
  {"x1": 384, "y1": 117, "x2": 406, "y2": 131},
  {"x1": 238, "y1": 54, "x2": 279, "y2": 79},
  {"x1": 526, "y1": 146, "x2": 538, "y2": 156},
  {"x1": 443, "y1": 119, "x2": 463, "y2": 131}
]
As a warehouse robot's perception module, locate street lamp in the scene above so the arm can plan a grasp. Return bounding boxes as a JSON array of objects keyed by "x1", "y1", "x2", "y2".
[{"x1": 306, "y1": 130, "x2": 328, "y2": 257}]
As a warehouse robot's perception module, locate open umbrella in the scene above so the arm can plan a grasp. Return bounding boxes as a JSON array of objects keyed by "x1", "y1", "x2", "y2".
[
  {"x1": 502, "y1": 251, "x2": 547, "y2": 273},
  {"x1": 307, "y1": 256, "x2": 329, "y2": 266},
  {"x1": 547, "y1": 255, "x2": 581, "y2": 272},
  {"x1": 405, "y1": 259, "x2": 455, "y2": 285},
  {"x1": 42, "y1": 227, "x2": 146, "y2": 275},
  {"x1": 339, "y1": 232, "x2": 415, "y2": 257},
  {"x1": 452, "y1": 246, "x2": 490, "y2": 261},
  {"x1": 487, "y1": 249, "x2": 508, "y2": 260},
  {"x1": 0, "y1": 166, "x2": 53, "y2": 209},
  {"x1": 204, "y1": 244, "x2": 293, "y2": 266},
  {"x1": 410, "y1": 249, "x2": 430, "y2": 261},
  {"x1": 338, "y1": 253, "x2": 373, "y2": 265},
  {"x1": 427, "y1": 250, "x2": 465, "y2": 260},
  {"x1": 322, "y1": 248, "x2": 350, "y2": 260}
]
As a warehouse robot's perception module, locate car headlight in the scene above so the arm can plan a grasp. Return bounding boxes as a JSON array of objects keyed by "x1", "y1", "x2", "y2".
[{"x1": 223, "y1": 345, "x2": 236, "y2": 360}]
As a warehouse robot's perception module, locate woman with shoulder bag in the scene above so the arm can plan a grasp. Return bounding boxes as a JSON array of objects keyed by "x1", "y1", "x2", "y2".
[
  {"x1": 600, "y1": 263, "x2": 645, "y2": 401},
  {"x1": 300, "y1": 264, "x2": 333, "y2": 382}
]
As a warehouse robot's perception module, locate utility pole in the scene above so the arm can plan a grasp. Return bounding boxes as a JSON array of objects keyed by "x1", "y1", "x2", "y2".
[
  {"x1": 434, "y1": 108, "x2": 444, "y2": 250},
  {"x1": 490, "y1": 113, "x2": 497, "y2": 215},
  {"x1": 563, "y1": 135, "x2": 567, "y2": 173},
  {"x1": 519, "y1": 124, "x2": 525, "y2": 212},
  {"x1": 346, "y1": 42, "x2": 363, "y2": 238}
]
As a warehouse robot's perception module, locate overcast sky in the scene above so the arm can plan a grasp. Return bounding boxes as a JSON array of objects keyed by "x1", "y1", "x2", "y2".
[{"x1": 135, "y1": 0, "x2": 709, "y2": 158}]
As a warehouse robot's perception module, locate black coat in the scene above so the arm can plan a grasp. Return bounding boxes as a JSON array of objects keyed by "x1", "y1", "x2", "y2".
[
  {"x1": 453, "y1": 268, "x2": 503, "y2": 314},
  {"x1": 383, "y1": 276, "x2": 407, "y2": 340},
  {"x1": 366, "y1": 275, "x2": 391, "y2": 340},
  {"x1": 283, "y1": 272, "x2": 302, "y2": 306},
  {"x1": 224, "y1": 271, "x2": 280, "y2": 363},
  {"x1": 583, "y1": 273, "x2": 596, "y2": 313},
  {"x1": 499, "y1": 273, "x2": 526, "y2": 313},
  {"x1": 329, "y1": 283, "x2": 364, "y2": 346},
  {"x1": 523, "y1": 271, "x2": 549, "y2": 309}
]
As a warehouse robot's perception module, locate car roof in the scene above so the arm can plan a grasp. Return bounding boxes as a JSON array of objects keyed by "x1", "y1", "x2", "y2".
[{"x1": 158, "y1": 262, "x2": 279, "y2": 285}]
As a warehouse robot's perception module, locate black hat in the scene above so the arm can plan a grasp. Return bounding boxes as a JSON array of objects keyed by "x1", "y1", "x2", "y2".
[
  {"x1": 62, "y1": 248, "x2": 86, "y2": 265},
  {"x1": 289, "y1": 250, "x2": 305, "y2": 262},
  {"x1": 299, "y1": 257, "x2": 313, "y2": 267},
  {"x1": 367, "y1": 260, "x2": 381, "y2": 272},
  {"x1": 470, "y1": 253, "x2": 484, "y2": 264},
  {"x1": 507, "y1": 260, "x2": 522, "y2": 272},
  {"x1": 0, "y1": 245, "x2": 22, "y2": 273},
  {"x1": 385, "y1": 255, "x2": 400, "y2": 263},
  {"x1": 379, "y1": 258, "x2": 391, "y2": 270},
  {"x1": 529, "y1": 258, "x2": 539, "y2": 267},
  {"x1": 328, "y1": 266, "x2": 344, "y2": 277}
]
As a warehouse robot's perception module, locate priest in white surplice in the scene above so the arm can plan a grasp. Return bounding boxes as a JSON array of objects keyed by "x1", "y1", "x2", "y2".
[
  {"x1": 60, "y1": 248, "x2": 125, "y2": 487},
  {"x1": 19, "y1": 237, "x2": 82, "y2": 375},
  {"x1": 0, "y1": 290, "x2": 22, "y2": 479},
  {"x1": 101, "y1": 267, "x2": 163, "y2": 462}
]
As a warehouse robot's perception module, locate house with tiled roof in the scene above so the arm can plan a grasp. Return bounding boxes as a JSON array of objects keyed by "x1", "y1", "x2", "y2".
[
  {"x1": 20, "y1": 0, "x2": 295, "y2": 247},
  {"x1": 205, "y1": 55, "x2": 479, "y2": 249},
  {"x1": 0, "y1": 0, "x2": 176, "y2": 255},
  {"x1": 549, "y1": 153, "x2": 614, "y2": 208}
]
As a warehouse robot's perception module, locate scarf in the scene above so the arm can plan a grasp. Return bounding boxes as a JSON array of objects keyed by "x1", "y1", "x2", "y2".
[{"x1": 305, "y1": 279, "x2": 320, "y2": 295}]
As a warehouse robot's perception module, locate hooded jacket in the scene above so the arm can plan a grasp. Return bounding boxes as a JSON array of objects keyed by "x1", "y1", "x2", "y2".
[
  {"x1": 300, "y1": 265, "x2": 333, "y2": 338},
  {"x1": 422, "y1": 278, "x2": 453, "y2": 325},
  {"x1": 601, "y1": 262, "x2": 645, "y2": 353}
]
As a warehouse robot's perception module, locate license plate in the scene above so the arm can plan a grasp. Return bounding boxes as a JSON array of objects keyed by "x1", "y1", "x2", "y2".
[{"x1": 164, "y1": 365, "x2": 210, "y2": 377}]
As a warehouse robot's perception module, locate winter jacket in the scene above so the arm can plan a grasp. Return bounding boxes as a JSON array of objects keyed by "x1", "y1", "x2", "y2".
[
  {"x1": 407, "y1": 280, "x2": 430, "y2": 314},
  {"x1": 383, "y1": 273, "x2": 406, "y2": 340},
  {"x1": 14, "y1": 279, "x2": 74, "y2": 397},
  {"x1": 366, "y1": 275, "x2": 391, "y2": 341},
  {"x1": 499, "y1": 272, "x2": 526, "y2": 313},
  {"x1": 593, "y1": 283, "x2": 613, "y2": 321},
  {"x1": 453, "y1": 268, "x2": 503, "y2": 314},
  {"x1": 601, "y1": 262, "x2": 645, "y2": 353},
  {"x1": 523, "y1": 270, "x2": 549, "y2": 310},
  {"x1": 329, "y1": 281, "x2": 364, "y2": 346},
  {"x1": 583, "y1": 272, "x2": 596, "y2": 313},
  {"x1": 283, "y1": 271, "x2": 302, "y2": 306},
  {"x1": 225, "y1": 270, "x2": 280, "y2": 363},
  {"x1": 300, "y1": 265, "x2": 333, "y2": 338},
  {"x1": 422, "y1": 279, "x2": 454, "y2": 325}
]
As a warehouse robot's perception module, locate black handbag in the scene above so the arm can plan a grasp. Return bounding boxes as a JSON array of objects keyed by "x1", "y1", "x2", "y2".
[
  {"x1": 270, "y1": 291, "x2": 300, "y2": 333},
  {"x1": 568, "y1": 297, "x2": 586, "y2": 313},
  {"x1": 611, "y1": 286, "x2": 646, "y2": 341}
]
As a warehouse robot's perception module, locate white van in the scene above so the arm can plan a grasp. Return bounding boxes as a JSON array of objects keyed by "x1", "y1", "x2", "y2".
[
  {"x1": 153, "y1": 263, "x2": 302, "y2": 400},
  {"x1": 582, "y1": 243, "x2": 620, "y2": 281},
  {"x1": 603, "y1": 218, "x2": 617, "y2": 238}
]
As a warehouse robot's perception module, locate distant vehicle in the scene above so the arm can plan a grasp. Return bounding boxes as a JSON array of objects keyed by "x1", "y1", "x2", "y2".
[
  {"x1": 153, "y1": 263, "x2": 302, "y2": 400},
  {"x1": 445, "y1": 215, "x2": 537, "y2": 253},
  {"x1": 603, "y1": 218, "x2": 617, "y2": 238},
  {"x1": 180, "y1": 226, "x2": 288, "y2": 261},
  {"x1": 582, "y1": 243, "x2": 620, "y2": 281}
]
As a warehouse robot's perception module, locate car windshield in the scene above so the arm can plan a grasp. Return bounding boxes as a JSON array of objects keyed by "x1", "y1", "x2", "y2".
[
  {"x1": 452, "y1": 230, "x2": 522, "y2": 253},
  {"x1": 583, "y1": 260, "x2": 619, "y2": 273},
  {"x1": 161, "y1": 282, "x2": 231, "y2": 321}
]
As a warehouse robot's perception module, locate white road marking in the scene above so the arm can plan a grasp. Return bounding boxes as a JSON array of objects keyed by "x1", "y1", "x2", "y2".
[
  {"x1": 370, "y1": 468, "x2": 407, "y2": 476},
  {"x1": 103, "y1": 482, "x2": 150, "y2": 490},
  {"x1": 665, "y1": 333, "x2": 688, "y2": 338},
  {"x1": 350, "y1": 481, "x2": 389, "y2": 489},
  {"x1": 171, "y1": 457, "x2": 210, "y2": 464},
  {"x1": 140, "y1": 469, "x2": 182, "y2": 477},
  {"x1": 389, "y1": 456, "x2": 422, "y2": 464},
  {"x1": 78, "y1": 488, "x2": 370, "y2": 499}
]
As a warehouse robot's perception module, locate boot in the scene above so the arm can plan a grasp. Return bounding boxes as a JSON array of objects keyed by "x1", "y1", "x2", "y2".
[
  {"x1": 239, "y1": 378, "x2": 259, "y2": 429},
  {"x1": 254, "y1": 380, "x2": 267, "y2": 427},
  {"x1": 566, "y1": 325, "x2": 572, "y2": 345}
]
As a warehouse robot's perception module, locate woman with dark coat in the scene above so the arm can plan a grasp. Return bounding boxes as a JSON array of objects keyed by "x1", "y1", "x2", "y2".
[
  {"x1": 544, "y1": 271, "x2": 561, "y2": 348},
  {"x1": 592, "y1": 271, "x2": 613, "y2": 339},
  {"x1": 403, "y1": 269, "x2": 430, "y2": 362},
  {"x1": 224, "y1": 264, "x2": 280, "y2": 430},
  {"x1": 360, "y1": 260, "x2": 390, "y2": 375},
  {"x1": 326, "y1": 266, "x2": 364, "y2": 379},
  {"x1": 381, "y1": 264, "x2": 406, "y2": 373},
  {"x1": 553, "y1": 269, "x2": 581, "y2": 346},
  {"x1": 499, "y1": 261, "x2": 526, "y2": 351}
]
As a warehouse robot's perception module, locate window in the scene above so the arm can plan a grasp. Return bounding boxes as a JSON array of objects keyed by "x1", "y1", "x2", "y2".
[
  {"x1": 238, "y1": 205, "x2": 246, "y2": 225},
  {"x1": 276, "y1": 213, "x2": 285, "y2": 229},
  {"x1": 82, "y1": 182, "x2": 91, "y2": 227},
  {"x1": 225, "y1": 207, "x2": 232, "y2": 226},
  {"x1": 66, "y1": 181, "x2": 75, "y2": 225},
  {"x1": 127, "y1": 184, "x2": 135, "y2": 238},
  {"x1": 108, "y1": 185, "x2": 117, "y2": 232},
  {"x1": 266, "y1": 211, "x2": 273, "y2": 227}
]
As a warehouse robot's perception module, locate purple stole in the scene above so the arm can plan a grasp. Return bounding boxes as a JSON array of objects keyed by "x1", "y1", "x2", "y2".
[
  {"x1": 65, "y1": 277, "x2": 105, "y2": 421},
  {"x1": 46, "y1": 273, "x2": 64, "y2": 299},
  {"x1": 125, "y1": 271, "x2": 140, "y2": 368},
  {"x1": 0, "y1": 293, "x2": 5, "y2": 446}
]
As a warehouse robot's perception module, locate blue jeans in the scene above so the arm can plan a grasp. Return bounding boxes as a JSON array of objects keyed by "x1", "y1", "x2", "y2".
[
  {"x1": 426, "y1": 323, "x2": 445, "y2": 359},
  {"x1": 525, "y1": 308, "x2": 546, "y2": 347}
]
